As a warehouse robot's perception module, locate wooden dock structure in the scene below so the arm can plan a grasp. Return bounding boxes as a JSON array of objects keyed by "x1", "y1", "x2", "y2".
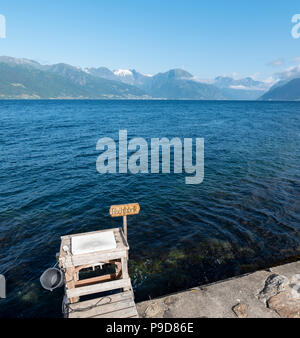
[
  {"x1": 65, "y1": 291, "x2": 138, "y2": 318},
  {"x1": 58, "y1": 204, "x2": 140, "y2": 318}
]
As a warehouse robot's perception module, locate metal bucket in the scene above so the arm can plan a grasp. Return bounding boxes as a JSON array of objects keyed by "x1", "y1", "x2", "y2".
[{"x1": 40, "y1": 268, "x2": 64, "y2": 291}]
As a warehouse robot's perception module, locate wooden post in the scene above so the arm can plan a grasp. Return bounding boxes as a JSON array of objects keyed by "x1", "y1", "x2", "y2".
[
  {"x1": 123, "y1": 215, "x2": 127, "y2": 241},
  {"x1": 65, "y1": 267, "x2": 79, "y2": 303},
  {"x1": 109, "y1": 203, "x2": 140, "y2": 244}
]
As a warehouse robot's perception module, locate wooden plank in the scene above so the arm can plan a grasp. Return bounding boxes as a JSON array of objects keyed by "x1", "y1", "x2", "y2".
[
  {"x1": 74, "y1": 260, "x2": 121, "y2": 273},
  {"x1": 115, "y1": 228, "x2": 129, "y2": 250},
  {"x1": 121, "y1": 257, "x2": 129, "y2": 279},
  {"x1": 74, "y1": 272, "x2": 121, "y2": 287},
  {"x1": 69, "y1": 298, "x2": 135, "y2": 318},
  {"x1": 67, "y1": 291, "x2": 138, "y2": 319},
  {"x1": 68, "y1": 291, "x2": 133, "y2": 310},
  {"x1": 63, "y1": 250, "x2": 127, "y2": 268},
  {"x1": 65, "y1": 267, "x2": 78, "y2": 304},
  {"x1": 67, "y1": 278, "x2": 132, "y2": 298},
  {"x1": 58, "y1": 236, "x2": 71, "y2": 267},
  {"x1": 69, "y1": 243, "x2": 126, "y2": 257},
  {"x1": 61, "y1": 228, "x2": 120, "y2": 240},
  {"x1": 94, "y1": 306, "x2": 138, "y2": 318}
]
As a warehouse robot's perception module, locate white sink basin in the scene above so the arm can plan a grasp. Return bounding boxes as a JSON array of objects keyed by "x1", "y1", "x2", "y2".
[{"x1": 71, "y1": 231, "x2": 117, "y2": 255}]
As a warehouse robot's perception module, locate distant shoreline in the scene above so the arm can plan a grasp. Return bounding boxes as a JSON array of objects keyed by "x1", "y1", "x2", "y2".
[{"x1": 0, "y1": 98, "x2": 299, "y2": 102}]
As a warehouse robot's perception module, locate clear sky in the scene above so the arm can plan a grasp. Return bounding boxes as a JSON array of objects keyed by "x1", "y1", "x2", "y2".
[{"x1": 0, "y1": 0, "x2": 300, "y2": 81}]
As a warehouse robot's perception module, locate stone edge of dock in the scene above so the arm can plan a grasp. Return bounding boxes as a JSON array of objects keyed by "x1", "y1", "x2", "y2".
[{"x1": 136, "y1": 260, "x2": 300, "y2": 318}]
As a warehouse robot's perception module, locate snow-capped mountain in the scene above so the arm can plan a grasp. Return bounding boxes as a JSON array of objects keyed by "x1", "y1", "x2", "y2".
[
  {"x1": 87, "y1": 67, "x2": 153, "y2": 88},
  {"x1": 113, "y1": 69, "x2": 133, "y2": 77},
  {"x1": 113, "y1": 69, "x2": 153, "y2": 88},
  {"x1": 113, "y1": 69, "x2": 135, "y2": 84}
]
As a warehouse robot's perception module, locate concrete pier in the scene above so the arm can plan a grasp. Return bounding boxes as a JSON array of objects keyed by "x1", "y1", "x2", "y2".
[{"x1": 137, "y1": 261, "x2": 300, "y2": 318}]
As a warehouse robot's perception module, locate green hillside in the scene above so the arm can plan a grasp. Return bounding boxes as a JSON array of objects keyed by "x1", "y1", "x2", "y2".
[{"x1": 0, "y1": 62, "x2": 148, "y2": 99}]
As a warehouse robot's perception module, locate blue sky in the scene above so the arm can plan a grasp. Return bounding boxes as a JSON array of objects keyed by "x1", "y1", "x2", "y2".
[{"x1": 0, "y1": 0, "x2": 300, "y2": 81}]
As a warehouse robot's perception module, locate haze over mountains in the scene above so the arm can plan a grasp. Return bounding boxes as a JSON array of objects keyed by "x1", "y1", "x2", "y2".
[{"x1": 0, "y1": 56, "x2": 299, "y2": 100}]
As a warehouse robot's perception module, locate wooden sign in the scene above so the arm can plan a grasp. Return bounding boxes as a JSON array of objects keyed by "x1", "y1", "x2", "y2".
[{"x1": 110, "y1": 203, "x2": 140, "y2": 218}]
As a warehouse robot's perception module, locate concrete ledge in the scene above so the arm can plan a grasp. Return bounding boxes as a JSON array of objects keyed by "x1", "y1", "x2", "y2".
[{"x1": 137, "y1": 261, "x2": 300, "y2": 318}]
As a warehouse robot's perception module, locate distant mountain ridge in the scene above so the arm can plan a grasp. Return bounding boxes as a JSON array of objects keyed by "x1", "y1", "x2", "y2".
[
  {"x1": 0, "y1": 56, "x2": 273, "y2": 100},
  {"x1": 214, "y1": 76, "x2": 267, "y2": 90},
  {"x1": 259, "y1": 78, "x2": 300, "y2": 101},
  {"x1": 213, "y1": 76, "x2": 268, "y2": 100},
  {"x1": 146, "y1": 69, "x2": 225, "y2": 100},
  {"x1": 0, "y1": 58, "x2": 149, "y2": 99}
]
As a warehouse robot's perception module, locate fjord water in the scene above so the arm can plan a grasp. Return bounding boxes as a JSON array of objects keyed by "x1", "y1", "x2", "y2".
[{"x1": 0, "y1": 100, "x2": 299, "y2": 317}]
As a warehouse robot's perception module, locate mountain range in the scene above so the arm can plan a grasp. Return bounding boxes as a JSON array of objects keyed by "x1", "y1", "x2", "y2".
[{"x1": 0, "y1": 56, "x2": 299, "y2": 100}]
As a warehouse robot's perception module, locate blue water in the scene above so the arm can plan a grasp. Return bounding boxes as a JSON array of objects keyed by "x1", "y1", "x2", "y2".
[{"x1": 0, "y1": 100, "x2": 299, "y2": 317}]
